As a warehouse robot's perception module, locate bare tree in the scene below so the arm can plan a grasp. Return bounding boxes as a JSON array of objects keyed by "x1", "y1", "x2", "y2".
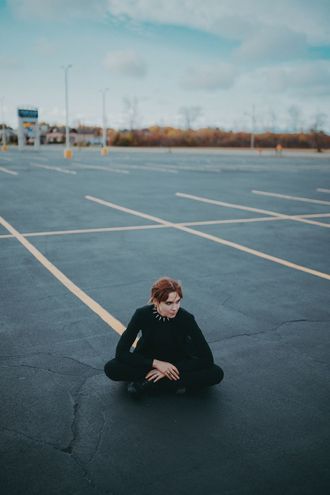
[
  {"x1": 287, "y1": 105, "x2": 301, "y2": 132},
  {"x1": 312, "y1": 112, "x2": 327, "y2": 131},
  {"x1": 123, "y1": 96, "x2": 140, "y2": 130},
  {"x1": 268, "y1": 108, "x2": 277, "y2": 133},
  {"x1": 179, "y1": 106, "x2": 202, "y2": 129},
  {"x1": 310, "y1": 112, "x2": 327, "y2": 152}
]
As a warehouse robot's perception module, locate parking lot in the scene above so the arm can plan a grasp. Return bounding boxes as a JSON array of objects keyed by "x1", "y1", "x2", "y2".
[{"x1": 1, "y1": 147, "x2": 330, "y2": 495}]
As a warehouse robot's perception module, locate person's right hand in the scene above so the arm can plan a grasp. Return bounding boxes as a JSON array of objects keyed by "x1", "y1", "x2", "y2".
[{"x1": 152, "y1": 359, "x2": 180, "y2": 381}]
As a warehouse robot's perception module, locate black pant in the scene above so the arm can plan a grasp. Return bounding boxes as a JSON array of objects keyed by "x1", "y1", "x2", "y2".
[{"x1": 104, "y1": 358, "x2": 224, "y2": 390}]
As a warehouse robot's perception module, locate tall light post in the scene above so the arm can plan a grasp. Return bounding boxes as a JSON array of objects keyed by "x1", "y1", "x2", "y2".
[
  {"x1": 250, "y1": 104, "x2": 256, "y2": 149},
  {"x1": 1, "y1": 97, "x2": 8, "y2": 151},
  {"x1": 100, "y1": 88, "x2": 109, "y2": 155},
  {"x1": 62, "y1": 64, "x2": 73, "y2": 159}
]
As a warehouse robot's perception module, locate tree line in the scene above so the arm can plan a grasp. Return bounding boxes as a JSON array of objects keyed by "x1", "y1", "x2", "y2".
[{"x1": 108, "y1": 127, "x2": 330, "y2": 151}]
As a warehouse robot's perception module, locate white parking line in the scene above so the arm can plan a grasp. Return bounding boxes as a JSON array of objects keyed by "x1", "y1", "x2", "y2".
[
  {"x1": 72, "y1": 163, "x2": 129, "y2": 174},
  {"x1": 85, "y1": 195, "x2": 330, "y2": 281},
  {"x1": 0, "y1": 224, "x2": 167, "y2": 239},
  {"x1": 31, "y1": 163, "x2": 77, "y2": 175},
  {"x1": 0, "y1": 167, "x2": 18, "y2": 176},
  {"x1": 1, "y1": 212, "x2": 330, "y2": 241},
  {"x1": 0, "y1": 156, "x2": 12, "y2": 162},
  {"x1": 252, "y1": 189, "x2": 330, "y2": 206},
  {"x1": 0, "y1": 215, "x2": 126, "y2": 336},
  {"x1": 176, "y1": 192, "x2": 330, "y2": 228},
  {"x1": 122, "y1": 164, "x2": 178, "y2": 174},
  {"x1": 317, "y1": 188, "x2": 330, "y2": 194},
  {"x1": 32, "y1": 156, "x2": 49, "y2": 162}
]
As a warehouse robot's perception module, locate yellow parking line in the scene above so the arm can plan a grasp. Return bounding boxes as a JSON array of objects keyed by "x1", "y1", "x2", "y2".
[
  {"x1": 0, "y1": 167, "x2": 18, "y2": 176},
  {"x1": 0, "y1": 215, "x2": 126, "y2": 335},
  {"x1": 252, "y1": 189, "x2": 330, "y2": 206},
  {"x1": 176, "y1": 192, "x2": 330, "y2": 228},
  {"x1": 86, "y1": 195, "x2": 330, "y2": 281}
]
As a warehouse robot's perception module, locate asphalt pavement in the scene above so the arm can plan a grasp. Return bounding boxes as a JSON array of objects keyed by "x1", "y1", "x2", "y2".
[{"x1": 1, "y1": 146, "x2": 330, "y2": 495}]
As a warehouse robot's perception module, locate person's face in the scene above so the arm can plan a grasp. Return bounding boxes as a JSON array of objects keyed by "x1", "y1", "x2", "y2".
[{"x1": 156, "y1": 291, "x2": 181, "y2": 318}]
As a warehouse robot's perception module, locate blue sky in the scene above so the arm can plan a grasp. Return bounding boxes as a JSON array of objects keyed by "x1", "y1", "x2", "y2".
[{"x1": 1, "y1": 0, "x2": 330, "y2": 131}]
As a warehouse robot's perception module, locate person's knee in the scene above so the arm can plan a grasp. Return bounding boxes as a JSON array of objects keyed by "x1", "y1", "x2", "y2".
[
  {"x1": 214, "y1": 365, "x2": 224, "y2": 384},
  {"x1": 104, "y1": 359, "x2": 121, "y2": 381}
]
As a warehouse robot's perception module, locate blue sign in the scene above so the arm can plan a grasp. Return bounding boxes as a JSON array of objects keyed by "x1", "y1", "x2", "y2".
[{"x1": 18, "y1": 109, "x2": 38, "y2": 119}]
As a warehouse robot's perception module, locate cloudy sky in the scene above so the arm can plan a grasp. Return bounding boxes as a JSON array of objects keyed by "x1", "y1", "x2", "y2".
[{"x1": 1, "y1": 0, "x2": 330, "y2": 131}]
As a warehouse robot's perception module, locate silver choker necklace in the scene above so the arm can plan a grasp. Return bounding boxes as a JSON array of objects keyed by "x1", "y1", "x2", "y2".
[{"x1": 153, "y1": 306, "x2": 170, "y2": 322}]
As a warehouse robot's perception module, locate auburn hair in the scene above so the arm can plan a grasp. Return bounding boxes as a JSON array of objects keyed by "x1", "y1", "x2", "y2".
[{"x1": 149, "y1": 277, "x2": 183, "y2": 304}]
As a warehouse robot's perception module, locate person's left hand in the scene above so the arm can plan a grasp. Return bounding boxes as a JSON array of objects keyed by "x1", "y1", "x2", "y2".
[{"x1": 145, "y1": 369, "x2": 166, "y2": 382}]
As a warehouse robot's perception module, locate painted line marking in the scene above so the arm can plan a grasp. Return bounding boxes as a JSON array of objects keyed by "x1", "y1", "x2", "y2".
[
  {"x1": 122, "y1": 164, "x2": 178, "y2": 174},
  {"x1": 0, "y1": 216, "x2": 126, "y2": 335},
  {"x1": 72, "y1": 163, "x2": 129, "y2": 175},
  {"x1": 252, "y1": 189, "x2": 330, "y2": 206},
  {"x1": 32, "y1": 156, "x2": 49, "y2": 162},
  {"x1": 31, "y1": 163, "x2": 77, "y2": 175},
  {"x1": 0, "y1": 224, "x2": 167, "y2": 239},
  {"x1": 77, "y1": 161, "x2": 177, "y2": 174},
  {"x1": 0, "y1": 156, "x2": 12, "y2": 162},
  {"x1": 317, "y1": 188, "x2": 330, "y2": 194},
  {"x1": 0, "y1": 218, "x2": 280, "y2": 240},
  {"x1": 176, "y1": 192, "x2": 330, "y2": 228},
  {"x1": 2, "y1": 213, "x2": 330, "y2": 240},
  {"x1": 0, "y1": 166, "x2": 18, "y2": 175},
  {"x1": 85, "y1": 195, "x2": 330, "y2": 281}
]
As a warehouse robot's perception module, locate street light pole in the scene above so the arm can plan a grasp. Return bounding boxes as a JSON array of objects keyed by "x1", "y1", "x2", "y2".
[
  {"x1": 100, "y1": 88, "x2": 109, "y2": 155},
  {"x1": 250, "y1": 104, "x2": 255, "y2": 149},
  {"x1": 1, "y1": 97, "x2": 7, "y2": 151},
  {"x1": 62, "y1": 64, "x2": 72, "y2": 159}
]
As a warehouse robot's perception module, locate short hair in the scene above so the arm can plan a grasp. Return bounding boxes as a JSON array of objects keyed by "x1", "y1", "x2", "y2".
[{"x1": 149, "y1": 277, "x2": 183, "y2": 304}]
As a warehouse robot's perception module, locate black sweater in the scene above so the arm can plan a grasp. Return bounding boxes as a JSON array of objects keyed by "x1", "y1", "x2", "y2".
[{"x1": 115, "y1": 305, "x2": 214, "y2": 372}]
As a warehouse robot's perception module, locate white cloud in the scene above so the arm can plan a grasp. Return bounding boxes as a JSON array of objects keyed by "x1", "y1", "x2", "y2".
[
  {"x1": 8, "y1": 0, "x2": 107, "y2": 20},
  {"x1": 234, "y1": 27, "x2": 308, "y2": 62},
  {"x1": 8, "y1": 0, "x2": 330, "y2": 45},
  {"x1": 181, "y1": 63, "x2": 238, "y2": 91},
  {"x1": 260, "y1": 60, "x2": 330, "y2": 94},
  {"x1": 34, "y1": 37, "x2": 57, "y2": 57},
  {"x1": 0, "y1": 55, "x2": 21, "y2": 70},
  {"x1": 103, "y1": 50, "x2": 147, "y2": 77},
  {"x1": 106, "y1": 0, "x2": 330, "y2": 44}
]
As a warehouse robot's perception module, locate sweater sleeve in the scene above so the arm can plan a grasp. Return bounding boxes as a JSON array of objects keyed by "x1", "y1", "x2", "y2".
[
  {"x1": 115, "y1": 310, "x2": 153, "y2": 368},
  {"x1": 176, "y1": 315, "x2": 214, "y2": 372}
]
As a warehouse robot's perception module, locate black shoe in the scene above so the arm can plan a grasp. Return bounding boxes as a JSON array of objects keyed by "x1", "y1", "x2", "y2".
[{"x1": 127, "y1": 380, "x2": 155, "y2": 399}]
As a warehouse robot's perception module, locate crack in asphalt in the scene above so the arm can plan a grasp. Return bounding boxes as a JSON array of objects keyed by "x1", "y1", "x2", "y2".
[
  {"x1": 87, "y1": 409, "x2": 107, "y2": 465},
  {"x1": 0, "y1": 363, "x2": 103, "y2": 377},
  {"x1": 1, "y1": 425, "x2": 100, "y2": 491},
  {"x1": 59, "y1": 375, "x2": 107, "y2": 492},
  {"x1": 208, "y1": 318, "x2": 330, "y2": 344},
  {"x1": 60, "y1": 374, "x2": 93, "y2": 456},
  {"x1": 0, "y1": 351, "x2": 103, "y2": 373},
  {"x1": 1, "y1": 426, "x2": 64, "y2": 452}
]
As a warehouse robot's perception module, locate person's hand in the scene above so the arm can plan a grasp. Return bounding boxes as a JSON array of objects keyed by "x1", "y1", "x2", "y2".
[
  {"x1": 152, "y1": 359, "x2": 180, "y2": 381},
  {"x1": 145, "y1": 369, "x2": 166, "y2": 382}
]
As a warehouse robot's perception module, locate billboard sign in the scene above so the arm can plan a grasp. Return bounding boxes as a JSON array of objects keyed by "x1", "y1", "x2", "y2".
[{"x1": 17, "y1": 107, "x2": 39, "y2": 149}]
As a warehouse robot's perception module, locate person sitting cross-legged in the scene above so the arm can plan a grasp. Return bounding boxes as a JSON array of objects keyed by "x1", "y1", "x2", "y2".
[{"x1": 104, "y1": 277, "x2": 224, "y2": 399}]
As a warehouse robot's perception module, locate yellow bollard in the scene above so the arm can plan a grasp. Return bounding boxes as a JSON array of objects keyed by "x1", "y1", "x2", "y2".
[
  {"x1": 64, "y1": 148, "x2": 73, "y2": 159},
  {"x1": 100, "y1": 147, "x2": 109, "y2": 156},
  {"x1": 1, "y1": 144, "x2": 9, "y2": 152}
]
